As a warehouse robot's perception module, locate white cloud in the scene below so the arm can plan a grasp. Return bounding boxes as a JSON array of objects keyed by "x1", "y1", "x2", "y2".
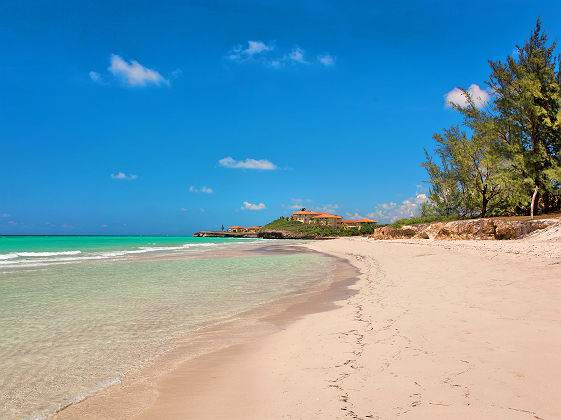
[
  {"x1": 368, "y1": 193, "x2": 428, "y2": 224},
  {"x1": 111, "y1": 172, "x2": 138, "y2": 180},
  {"x1": 180, "y1": 207, "x2": 187, "y2": 212},
  {"x1": 228, "y1": 40, "x2": 274, "y2": 61},
  {"x1": 108, "y1": 54, "x2": 169, "y2": 87},
  {"x1": 317, "y1": 54, "x2": 335, "y2": 67},
  {"x1": 445, "y1": 84, "x2": 490, "y2": 109},
  {"x1": 313, "y1": 203, "x2": 340, "y2": 214},
  {"x1": 241, "y1": 201, "x2": 266, "y2": 211},
  {"x1": 218, "y1": 157, "x2": 278, "y2": 170},
  {"x1": 227, "y1": 42, "x2": 334, "y2": 69},
  {"x1": 101, "y1": 224, "x2": 108, "y2": 228},
  {"x1": 189, "y1": 185, "x2": 214, "y2": 194},
  {"x1": 345, "y1": 212, "x2": 368, "y2": 220},
  {"x1": 287, "y1": 47, "x2": 307, "y2": 64},
  {"x1": 0, "y1": 213, "x2": 10, "y2": 218},
  {"x1": 89, "y1": 71, "x2": 102, "y2": 83},
  {"x1": 283, "y1": 198, "x2": 313, "y2": 210}
]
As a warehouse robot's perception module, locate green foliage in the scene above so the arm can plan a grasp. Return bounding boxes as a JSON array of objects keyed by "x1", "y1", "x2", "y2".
[
  {"x1": 424, "y1": 19, "x2": 561, "y2": 217},
  {"x1": 260, "y1": 218, "x2": 370, "y2": 237}
]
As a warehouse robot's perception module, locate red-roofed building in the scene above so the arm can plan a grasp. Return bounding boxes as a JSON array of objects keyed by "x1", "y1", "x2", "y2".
[
  {"x1": 341, "y1": 218, "x2": 377, "y2": 230},
  {"x1": 290, "y1": 210, "x2": 323, "y2": 224},
  {"x1": 227, "y1": 226, "x2": 246, "y2": 233},
  {"x1": 312, "y1": 213, "x2": 343, "y2": 228},
  {"x1": 245, "y1": 226, "x2": 263, "y2": 233}
]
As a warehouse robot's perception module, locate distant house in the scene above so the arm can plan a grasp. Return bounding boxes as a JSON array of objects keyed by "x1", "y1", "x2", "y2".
[
  {"x1": 228, "y1": 226, "x2": 246, "y2": 233},
  {"x1": 245, "y1": 226, "x2": 262, "y2": 233},
  {"x1": 342, "y1": 218, "x2": 377, "y2": 229},
  {"x1": 312, "y1": 213, "x2": 343, "y2": 228},
  {"x1": 291, "y1": 211, "x2": 323, "y2": 224}
]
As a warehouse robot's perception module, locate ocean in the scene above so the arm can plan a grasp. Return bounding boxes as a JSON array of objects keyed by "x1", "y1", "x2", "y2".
[{"x1": 0, "y1": 236, "x2": 336, "y2": 419}]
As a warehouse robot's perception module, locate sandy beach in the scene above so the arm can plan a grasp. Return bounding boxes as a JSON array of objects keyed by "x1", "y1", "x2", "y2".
[{"x1": 57, "y1": 225, "x2": 561, "y2": 419}]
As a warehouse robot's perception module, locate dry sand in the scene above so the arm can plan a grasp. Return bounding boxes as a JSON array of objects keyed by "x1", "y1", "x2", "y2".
[{"x1": 58, "y1": 224, "x2": 561, "y2": 419}]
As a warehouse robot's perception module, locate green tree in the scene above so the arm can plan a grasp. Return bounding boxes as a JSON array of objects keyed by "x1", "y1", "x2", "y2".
[{"x1": 459, "y1": 19, "x2": 561, "y2": 216}]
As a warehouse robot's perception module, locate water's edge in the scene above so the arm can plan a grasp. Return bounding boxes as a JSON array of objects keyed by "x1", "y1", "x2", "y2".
[{"x1": 53, "y1": 243, "x2": 359, "y2": 419}]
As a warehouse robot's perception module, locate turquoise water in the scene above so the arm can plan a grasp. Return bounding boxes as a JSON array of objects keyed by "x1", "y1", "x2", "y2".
[
  {"x1": 0, "y1": 236, "x2": 248, "y2": 267},
  {"x1": 0, "y1": 236, "x2": 334, "y2": 419}
]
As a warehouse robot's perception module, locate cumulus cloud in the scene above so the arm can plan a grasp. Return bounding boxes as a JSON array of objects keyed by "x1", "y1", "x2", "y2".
[
  {"x1": 189, "y1": 186, "x2": 214, "y2": 194},
  {"x1": 228, "y1": 40, "x2": 274, "y2": 61},
  {"x1": 287, "y1": 47, "x2": 307, "y2": 64},
  {"x1": 108, "y1": 54, "x2": 169, "y2": 87},
  {"x1": 111, "y1": 172, "x2": 138, "y2": 180},
  {"x1": 241, "y1": 201, "x2": 266, "y2": 211},
  {"x1": 445, "y1": 84, "x2": 490, "y2": 109},
  {"x1": 367, "y1": 193, "x2": 428, "y2": 224},
  {"x1": 218, "y1": 157, "x2": 278, "y2": 170},
  {"x1": 317, "y1": 54, "x2": 335, "y2": 67}
]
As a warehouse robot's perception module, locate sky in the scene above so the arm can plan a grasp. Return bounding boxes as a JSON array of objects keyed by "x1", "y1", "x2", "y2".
[{"x1": 2, "y1": 1, "x2": 561, "y2": 235}]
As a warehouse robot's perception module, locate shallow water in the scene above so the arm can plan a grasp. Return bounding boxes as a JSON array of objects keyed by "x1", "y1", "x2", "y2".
[{"x1": 0, "y1": 237, "x2": 334, "y2": 419}]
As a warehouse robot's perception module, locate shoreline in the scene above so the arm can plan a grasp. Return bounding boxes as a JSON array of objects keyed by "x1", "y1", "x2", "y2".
[
  {"x1": 58, "y1": 234, "x2": 561, "y2": 419},
  {"x1": 55, "y1": 244, "x2": 358, "y2": 419}
]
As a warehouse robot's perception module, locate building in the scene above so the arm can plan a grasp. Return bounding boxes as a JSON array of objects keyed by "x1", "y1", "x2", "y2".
[
  {"x1": 342, "y1": 220, "x2": 360, "y2": 229},
  {"x1": 342, "y1": 218, "x2": 377, "y2": 229},
  {"x1": 291, "y1": 210, "x2": 323, "y2": 224},
  {"x1": 312, "y1": 213, "x2": 343, "y2": 228},
  {"x1": 245, "y1": 226, "x2": 262, "y2": 233},
  {"x1": 227, "y1": 226, "x2": 246, "y2": 233}
]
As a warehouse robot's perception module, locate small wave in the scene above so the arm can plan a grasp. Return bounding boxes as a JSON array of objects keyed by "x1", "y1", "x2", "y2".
[
  {"x1": 0, "y1": 253, "x2": 18, "y2": 260},
  {"x1": 0, "y1": 250, "x2": 82, "y2": 259},
  {"x1": 24, "y1": 374, "x2": 125, "y2": 420}
]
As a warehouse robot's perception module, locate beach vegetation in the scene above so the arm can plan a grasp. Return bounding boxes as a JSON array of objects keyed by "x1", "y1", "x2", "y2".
[
  {"x1": 261, "y1": 218, "x2": 366, "y2": 237},
  {"x1": 424, "y1": 19, "x2": 561, "y2": 218}
]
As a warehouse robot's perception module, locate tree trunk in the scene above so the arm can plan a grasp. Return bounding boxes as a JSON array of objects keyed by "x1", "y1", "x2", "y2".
[
  {"x1": 530, "y1": 185, "x2": 539, "y2": 218},
  {"x1": 481, "y1": 185, "x2": 488, "y2": 218},
  {"x1": 544, "y1": 192, "x2": 550, "y2": 214}
]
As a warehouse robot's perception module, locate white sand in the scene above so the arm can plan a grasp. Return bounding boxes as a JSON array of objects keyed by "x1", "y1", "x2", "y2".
[{"x1": 58, "y1": 224, "x2": 561, "y2": 419}]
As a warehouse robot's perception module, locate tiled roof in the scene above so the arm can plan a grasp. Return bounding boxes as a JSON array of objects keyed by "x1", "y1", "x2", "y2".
[
  {"x1": 313, "y1": 214, "x2": 343, "y2": 219},
  {"x1": 292, "y1": 211, "x2": 322, "y2": 215},
  {"x1": 228, "y1": 226, "x2": 245, "y2": 229}
]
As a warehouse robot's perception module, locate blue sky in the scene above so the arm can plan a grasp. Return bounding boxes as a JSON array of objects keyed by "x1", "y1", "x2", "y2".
[{"x1": 2, "y1": 1, "x2": 560, "y2": 234}]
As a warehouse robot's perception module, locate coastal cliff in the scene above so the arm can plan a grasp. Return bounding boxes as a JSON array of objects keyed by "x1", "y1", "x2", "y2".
[{"x1": 369, "y1": 218, "x2": 556, "y2": 240}]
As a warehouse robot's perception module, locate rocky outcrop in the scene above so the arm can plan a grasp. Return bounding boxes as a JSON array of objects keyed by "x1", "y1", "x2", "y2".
[
  {"x1": 369, "y1": 219, "x2": 554, "y2": 241},
  {"x1": 258, "y1": 230, "x2": 328, "y2": 239}
]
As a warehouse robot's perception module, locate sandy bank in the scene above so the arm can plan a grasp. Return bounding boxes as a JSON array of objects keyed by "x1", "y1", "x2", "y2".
[{"x1": 58, "y1": 228, "x2": 561, "y2": 419}]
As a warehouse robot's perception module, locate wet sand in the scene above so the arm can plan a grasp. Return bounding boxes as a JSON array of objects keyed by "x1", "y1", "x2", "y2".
[
  {"x1": 55, "y1": 245, "x2": 358, "y2": 419},
  {"x1": 58, "y1": 228, "x2": 561, "y2": 419}
]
